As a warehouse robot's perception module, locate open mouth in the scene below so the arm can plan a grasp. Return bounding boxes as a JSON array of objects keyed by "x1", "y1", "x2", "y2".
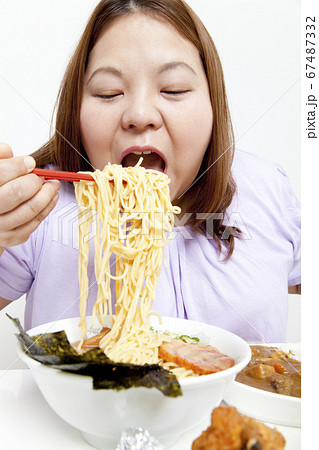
[{"x1": 121, "y1": 149, "x2": 166, "y2": 173}]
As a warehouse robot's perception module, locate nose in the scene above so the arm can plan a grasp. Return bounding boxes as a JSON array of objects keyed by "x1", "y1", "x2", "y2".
[{"x1": 121, "y1": 93, "x2": 163, "y2": 131}]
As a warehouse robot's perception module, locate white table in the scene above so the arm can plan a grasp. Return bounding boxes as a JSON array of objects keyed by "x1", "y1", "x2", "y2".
[{"x1": 0, "y1": 369, "x2": 301, "y2": 449}]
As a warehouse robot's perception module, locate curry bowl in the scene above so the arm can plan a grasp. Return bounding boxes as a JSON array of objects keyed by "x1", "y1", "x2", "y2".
[
  {"x1": 223, "y1": 343, "x2": 301, "y2": 427},
  {"x1": 17, "y1": 316, "x2": 251, "y2": 449}
]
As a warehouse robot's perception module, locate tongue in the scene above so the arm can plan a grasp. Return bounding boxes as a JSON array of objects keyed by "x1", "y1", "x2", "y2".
[{"x1": 122, "y1": 152, "x2": 165, "y2": 172}]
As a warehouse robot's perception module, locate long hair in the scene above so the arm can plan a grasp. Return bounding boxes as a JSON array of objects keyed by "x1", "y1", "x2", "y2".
[{"x1": 32, "y1": 0, "x2": 239, "y2": 258}]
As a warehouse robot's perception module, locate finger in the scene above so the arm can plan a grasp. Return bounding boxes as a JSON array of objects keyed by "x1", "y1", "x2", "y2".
[
  {"x1": 0, "y1": 154, "x2": 36, "y2": 186},
  {"x1": 0, "y1": 180, "x2": 61, "y2": 229},
  {"x1": 0, "y1": 173, "x2": 44, "y2": 214},
  {"x1": 0, "y1": 192, "x2": 60, "y2": 247},
  {"x1": 0, "y1": 142, "x2": 14, "y2": 159}
]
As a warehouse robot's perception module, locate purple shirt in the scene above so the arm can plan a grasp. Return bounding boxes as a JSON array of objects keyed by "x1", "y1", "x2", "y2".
[{"x1": 0, "y1": 150, "x2": 300, "y2": 342}]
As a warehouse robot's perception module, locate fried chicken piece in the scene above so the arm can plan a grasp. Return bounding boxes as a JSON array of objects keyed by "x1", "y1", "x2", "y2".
[
  {"x1": 242, "y1": 416, "x2": 286, "y2": 450},
  {"x1": 192, "y1": 406, "x2": 243, "y2": 449},
  {"x1": 192, "y1": 406, "x2": 285, "y2": 450},
  {"x1": 158, "y1": 340, "x2": 234, "y2": 375}
]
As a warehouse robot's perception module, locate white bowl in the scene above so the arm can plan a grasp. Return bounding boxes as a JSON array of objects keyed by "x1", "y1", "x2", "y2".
[
  {"x1": 223, "y1": 343, "x2": 301, "y2": 427},
  {"x1": 17, "y1": 316, "x2": 251, "y2": 449}
]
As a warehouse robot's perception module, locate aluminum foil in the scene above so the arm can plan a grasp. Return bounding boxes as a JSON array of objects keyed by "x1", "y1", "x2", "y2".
[{"x1": 116, "y1": 427, "x2": 168, "y2": 450}]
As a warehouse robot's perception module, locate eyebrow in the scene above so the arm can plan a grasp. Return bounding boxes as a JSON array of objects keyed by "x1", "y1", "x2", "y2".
[
  {"x1": 87, "y1": 67, "x2": 123, "y2": 84},
  {"x1": 158, "y1": 61, "x2": 197, "y2": 76},
  {"x1": 87, "y1": 61, "x2": 197, "y2": 84}
]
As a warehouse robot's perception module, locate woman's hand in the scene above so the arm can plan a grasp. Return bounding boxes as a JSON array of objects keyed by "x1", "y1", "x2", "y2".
[{"x1": 0, "y1": 143, "x2": 61, "y2": 254}]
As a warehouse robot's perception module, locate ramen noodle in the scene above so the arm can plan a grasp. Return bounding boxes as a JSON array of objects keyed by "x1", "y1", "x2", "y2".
[{"x1": 74, "y1": 160, "x2": 180, "y2": 366}]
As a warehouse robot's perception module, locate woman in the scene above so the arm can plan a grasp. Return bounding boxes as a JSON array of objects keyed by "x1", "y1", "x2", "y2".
[{"x1": 0, "y1": 0, "x2": 300, "y2": 342}]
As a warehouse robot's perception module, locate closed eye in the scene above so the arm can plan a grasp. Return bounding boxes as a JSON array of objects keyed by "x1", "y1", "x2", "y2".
[
  {"x1": 161, "y1": 90, "x2": 190, "y2": 95},
  {"x1": 95, "y1": 93, "x2": 122, "y2": 99}
]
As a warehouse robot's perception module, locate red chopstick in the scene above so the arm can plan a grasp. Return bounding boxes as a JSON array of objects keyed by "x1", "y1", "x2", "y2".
[{"x1": 32, "y1": 168, "x2": 94, "y2": 182}]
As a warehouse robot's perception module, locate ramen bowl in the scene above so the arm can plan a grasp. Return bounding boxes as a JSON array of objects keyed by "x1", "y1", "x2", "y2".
[{"x1": 17, "y1": 316, "x2": 251, "y2": 449}]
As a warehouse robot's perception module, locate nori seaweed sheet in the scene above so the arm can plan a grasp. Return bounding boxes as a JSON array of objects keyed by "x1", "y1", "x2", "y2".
[{"x1": 8, "y1": 314, "x2": 182, "y2": 397}]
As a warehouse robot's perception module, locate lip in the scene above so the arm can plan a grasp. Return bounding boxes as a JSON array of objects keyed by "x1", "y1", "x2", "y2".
[{"x1": 120, "y1": 146, "x2": 167, "y2": 174}]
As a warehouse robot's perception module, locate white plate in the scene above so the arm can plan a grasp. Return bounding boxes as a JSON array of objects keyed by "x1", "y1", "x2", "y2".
[{"x1": 223, "y1": 343, "x2": 301, "y2": 427}]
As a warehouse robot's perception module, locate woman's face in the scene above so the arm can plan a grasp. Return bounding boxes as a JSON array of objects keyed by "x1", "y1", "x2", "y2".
[{"x1": 80, "y1": 13, "x2": 213, "y2": 201}]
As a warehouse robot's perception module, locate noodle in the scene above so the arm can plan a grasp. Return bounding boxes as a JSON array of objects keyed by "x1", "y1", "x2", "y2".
[{"x1": 74, "y1": 160, "x2": 180, "y2": 366}]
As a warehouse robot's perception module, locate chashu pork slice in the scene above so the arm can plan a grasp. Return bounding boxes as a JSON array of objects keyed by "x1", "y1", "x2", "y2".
[{"x1": 159, "y1": 340, "x2": 235, "y2": 375}]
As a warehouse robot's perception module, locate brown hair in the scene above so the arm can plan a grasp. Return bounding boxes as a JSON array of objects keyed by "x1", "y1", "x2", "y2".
[{"x1": 32, "y1": 0, "x2": 239, "y2": 258}]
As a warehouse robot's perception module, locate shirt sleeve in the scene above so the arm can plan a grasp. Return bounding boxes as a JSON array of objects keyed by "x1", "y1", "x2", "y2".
[
  {"x1": 0, "y1": 217, "x2": 46, "y2": 300},
  {"x1": 276, "y1": 165, "x2": 301, "y2": 286},
  {"x1": 0, "y1": 240, "x2": 35, "y2": 300}
]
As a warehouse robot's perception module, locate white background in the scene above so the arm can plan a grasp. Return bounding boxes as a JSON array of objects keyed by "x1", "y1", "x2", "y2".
[{"x1": 0, "y1": 0, "x2": 300, "y2": 197}]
